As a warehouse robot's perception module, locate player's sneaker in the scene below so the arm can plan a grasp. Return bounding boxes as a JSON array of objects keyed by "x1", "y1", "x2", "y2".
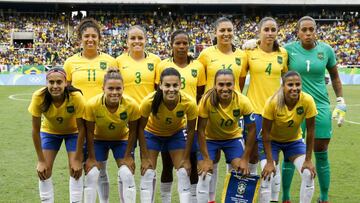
[
  {"x1": 208, "y1": 201, "x2": 216, "y2": 203},
  {"x1": 317, "y1": 198, "x2": 329, "y2": 203},
  {"x1": 282, "y1": 201, "x2": 291, "y2": 203}
]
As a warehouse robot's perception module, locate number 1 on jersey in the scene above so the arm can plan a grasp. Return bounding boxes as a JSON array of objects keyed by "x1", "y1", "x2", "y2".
[{"x1": 306, "y1": 60, "x2": 310, "y2": 72}]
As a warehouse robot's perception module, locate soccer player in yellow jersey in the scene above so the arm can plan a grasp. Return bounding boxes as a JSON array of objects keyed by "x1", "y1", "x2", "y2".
[
  {"x1": 196, "y1": 69, "x2": 256, "y2": 203},
  {"x1": 139, "y1": 68, "x2": 198, "y2": 203},
  {"x1": 64, "y1": 18, "x2": 117, "y2": 101},
  {"x1": 198, "y1": 17, "x2": 247, "y2": 93},
  {"x1": 239, "y1": 17, "x2": 288, "y2": 202},
  {"x1": 64, "y1": 18, "x2": 116, "y2": 203},
  {"x1": 197, "y1": 17, "x2": 247, "y2": 202},
  {"x1": 28, "y1": 68, "x2": 85, "y2": 203},
  {"x1": 116, "y1": 25, "x2": 161, "y2": 105},
  {"x1": 156, "y1": 30, "x2": 206, "y2": 203},
  {"x1": 84, "y1": 69, "x2": 148, "y2": 203},
  {"x1": 261, "y1": 71, "x2": 317, "y2": 203}
]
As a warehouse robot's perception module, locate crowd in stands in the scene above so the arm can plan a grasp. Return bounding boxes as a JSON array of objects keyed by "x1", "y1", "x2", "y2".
[{"x1": 0, "y1": 10, "x2": 359, "y2": 71}]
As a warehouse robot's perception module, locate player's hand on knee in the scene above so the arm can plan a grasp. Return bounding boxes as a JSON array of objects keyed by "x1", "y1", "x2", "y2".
[
  {"x1": 37, "y1": 161, "x2": 50, "y2": 180},
  {"x1": 180, "y1": 158, "x2": 192, "y2": 176},
  {"x1": 71, "y1": 158, "x2": 83, "y2": 180},
  {"x1": 85, "y1": 158, "x2": 98, "y2": 174},
  {"x1": 121, "y1": 156, "x2": 136, "y2": 174},
  {"x1": 197, "y1": 159, "x2": 213, "y2": 179},
  {"x1": 332, "y1": 97, "x2": 346, "y2": 127},
  {"x1": 261, "y1": 161, "x2": 275, "y2": 181},
  {"x1": 140, "y1": 158, "x2": 153, "y2": 176},
  {"x1": 301, "y1": 160, "x2": 316, "y2": 179},
  {"x1": 241, "y1": 39, "x2": 259, "y2": 50}
]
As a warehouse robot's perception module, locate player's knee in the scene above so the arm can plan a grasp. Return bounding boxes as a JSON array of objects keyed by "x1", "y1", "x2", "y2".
[
  {"x1": 301, "y1": 169, "x2": 314, "y2": 186},
  {"x1": 86, "y1": 167, "x2": 100, "y2": 185},
  {"x1": 177, "y1": 168, "x2": 191, "y2": 193},
  {"x1": 118, "y1": 165, "x2": 135, "y2": 187}
]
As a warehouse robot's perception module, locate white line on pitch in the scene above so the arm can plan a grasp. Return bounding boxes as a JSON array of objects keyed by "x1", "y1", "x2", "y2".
[
  {"x1": 345, "y1": 120, "x2": 360, "y2": 125},
  {"x1": 8, "y1": 93, "x2": 32, "y2": 101}
]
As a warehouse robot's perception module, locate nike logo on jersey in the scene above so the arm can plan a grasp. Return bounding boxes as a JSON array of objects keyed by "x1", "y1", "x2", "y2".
[
  {"x1": 122, "y1": 66, "x2": 128, "y2": 69},
  {"x1": 211, "y1": 59, "x2": 218, "y2": 63},
  {"x1": 96, "y1": 116, "x2": 104, "y2": 118},
  {"x1": 251, "y1": 57, "x2": 258, "y2": 60},
  {"x1": 277, "y1": 114, "x2": 285, "y2": 117}
]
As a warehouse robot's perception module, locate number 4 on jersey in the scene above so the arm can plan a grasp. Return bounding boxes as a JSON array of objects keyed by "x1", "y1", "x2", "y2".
[{"x1": 265, "y1": 63, "x2": 272, "y2": 75}]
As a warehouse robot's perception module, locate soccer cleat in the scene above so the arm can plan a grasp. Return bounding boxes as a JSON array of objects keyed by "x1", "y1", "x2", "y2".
[
  {"x1": 317, "y1": 198, "x2": 329, "y2": 203},
  {"x1": 208, "y1": 201, "x2": 216, "y2": 203},
  {"x1": 282, "y1": 201, "x2": 291, "y2": 203}
]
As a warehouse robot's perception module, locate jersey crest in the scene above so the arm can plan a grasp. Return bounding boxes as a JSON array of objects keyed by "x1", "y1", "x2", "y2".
[
  {"x1": 100, "y1": 61, "x2": 107, "y2": 70},
  {"x1": 191, "y1": 69, "x2": 197, "y2": 77},
  {"x1": 147, "y1": 63, "x2": 154, "y2": 71}
]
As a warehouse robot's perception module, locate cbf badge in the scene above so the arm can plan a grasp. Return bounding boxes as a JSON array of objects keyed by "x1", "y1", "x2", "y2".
[
  {"x1": 120, "y1": 112, "x2": 128, "y2": 120},
  {"x1": 191, "y1": 69, "x2": 197, "y2": 77},
  {"x1": 317, "y1": 52, "x2": 324, "y2": 60},
  {"x1": 221, "y1": 171, "x2": 260, "y2": 203},
  {"x1": 100, "y1": 61, "x2": 107, "y2": 70},
  {"x1": 148, "y1": 63, "x2": 154, "y2": 71},
  {"x1": 67, "y1": 106, "x2": 75, "y2": 113},
  {"x1": 296, "y1": 106, "x2": 304, "y2": 115},
  {"x1": 277, "y1": 56, "x2": 283, "y2": 64},
  {"x1": 235, "y1": 58, "x2": 241, "y2": 65}
]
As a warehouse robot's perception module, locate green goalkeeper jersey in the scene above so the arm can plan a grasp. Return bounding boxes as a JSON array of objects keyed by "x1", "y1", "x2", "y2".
[{"x1": 285, "y1": 41, "x2": 337, "y2": 108}]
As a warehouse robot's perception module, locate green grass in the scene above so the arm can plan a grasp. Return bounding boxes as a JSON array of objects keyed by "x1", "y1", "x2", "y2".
[{"x1": 0, "y1": 85, "x2": 359, "y2": 202}]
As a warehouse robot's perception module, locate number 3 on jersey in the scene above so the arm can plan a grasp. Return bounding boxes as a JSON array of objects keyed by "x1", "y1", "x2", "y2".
[
  {"x1": 135, "y1": 72, "x2": 141, "y2": 84},
  {"x1": 181, "y1": 77, "x2": 185, "y2": 89}
]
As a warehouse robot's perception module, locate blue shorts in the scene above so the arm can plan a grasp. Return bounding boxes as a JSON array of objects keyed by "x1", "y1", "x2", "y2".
[
  {"x1": 94, "y1": 140, "x2": 129, "y2": 162},
  {"x1": 145, "y1": 130, "x2": 186, "y2": 152},
  {"x1": 198, "y1": 138, "x2": 245, "y2": 163},
  {"x1": 40, "y1": 132, "x2": 78, "y2": 152},
  {"x1": 271, "y1": 139, "x2": 306, "y2": 162}
]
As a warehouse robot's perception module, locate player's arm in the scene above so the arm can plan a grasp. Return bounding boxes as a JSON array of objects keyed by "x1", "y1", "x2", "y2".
[
  {"x1": 31, "y1": 116, "x2": 49, "y2": 180},
  {"x1": 72, "y1": 118, "x2": 86, "y2": 179},
  {"x1": 196, "y1": 86, "x2": 205, "y2": 103},
  {"x1": 138, "y1": 116, "x2": 153, "y2": 175},
  {"x1": 85, "y1": 120, "x2": 98, "y2": 173},
  {"x1": 239, "y1": 114, "x2": 256, "y2": 174},
  {"x1": 303, "y1": 116, "x2": 316, "y2": 178},
  {"x1": 121, "y1": 119, "x2": 138, "y2": 174},
  {"x1": 328, "y1": 65, "x2": 346, "y2": 127},
  {"x1": 261, "y1": 117, "x2": 276, "y2": 180},
  {"x1": 182, "y1": 118, "x2": 196, "y2": 175},
  {"x1": 197, "y1": 116, "x2": 213, "y2": 176},
  {"x1": 239, "y1": 76, "x2": 246, "y2": 93}
]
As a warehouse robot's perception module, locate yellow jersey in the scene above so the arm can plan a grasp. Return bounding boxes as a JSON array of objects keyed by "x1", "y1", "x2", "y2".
[
  {"x1": 64, "y1": 52, "x2": 117, "y2": 101},
  {"x1": 155, "y1": 57, "x2": 206, "y2": 99},
  {"x1": 116, "y1": 52, "x2": 161, "y2": 105},
  {"x1": 198, "y1": 90, "x2": 254, "y2": 140},
  {"x1": 198, "y1": 46, "x2": 247, "y2": 92},
  {"x1": 140, "y1": 91, "x2": 198, "y2": 136},
  {"x1": 28, "y1": 87, "x2": 85, "y2": 134},
  {"x1": 241, "y1": 47, "x2": 288, "y2": 114},
  {"x1": 262, "y1": 92, "x2": 317, "y2": 142},
  {"x1": 83, "y1": 93, "x2": 140, "y2": 141}
]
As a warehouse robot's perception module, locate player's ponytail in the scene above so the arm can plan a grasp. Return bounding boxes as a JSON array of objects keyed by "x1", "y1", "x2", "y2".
[
  {"x1": 151, "y1": 68, "x2": 181, "y2": 116},
  {"x1": 203, "y1": 69, "x2": 234, "y2": 108}
]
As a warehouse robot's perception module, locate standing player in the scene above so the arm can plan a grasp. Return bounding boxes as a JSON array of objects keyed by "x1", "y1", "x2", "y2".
[
  {"x1": 28, "y1": 68, "x2": 85, "y2": 203},
  {"x1": 282, "y1": 16, "x2": 346, "y2": 203},
  {"x1": 116, "y1": 25, "x2": 161, "y2": 105},
  {"x1": 64, "y1": 18, "x2": 117, "y2": 203},
  {"x1": 239, "y1": 17, "x2": 288, "y2": 202},
  {"x1": 197, "y1": 17, "x2": 248, "y2": 202},
  {"x1": 261, "y1": 71, "x2": 317, "y2": 203},
  {"x1": 139, "y1": 68, "x2": 198, "y2": 203},
  {"x1": 156, "y1": 29, "x2": 206, "y2": 203},
  {"x1": 196, "y1": 69, "x2": 256, "y2": 203},
  {"x1": 83, "y1": 69, "x2": 147, "y2": 203}
]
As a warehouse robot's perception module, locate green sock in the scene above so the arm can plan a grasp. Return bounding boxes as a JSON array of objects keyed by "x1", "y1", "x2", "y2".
[
  {"x1": 281, "y1": 160, "x2": 295, "y2": 201},
  {"x1": 315, "y1": 151, "x2": 330, "y2": 201}
]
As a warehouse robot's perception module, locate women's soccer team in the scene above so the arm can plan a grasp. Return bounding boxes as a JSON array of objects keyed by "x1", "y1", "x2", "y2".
[{"x1": 28, "y1": 15, "x2": 347, "y2": 203}]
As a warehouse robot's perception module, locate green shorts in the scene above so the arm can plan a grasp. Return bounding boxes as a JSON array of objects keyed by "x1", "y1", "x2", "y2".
[{"x1": 301, "y1": 107, "x2": 332, "y2": 139}]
